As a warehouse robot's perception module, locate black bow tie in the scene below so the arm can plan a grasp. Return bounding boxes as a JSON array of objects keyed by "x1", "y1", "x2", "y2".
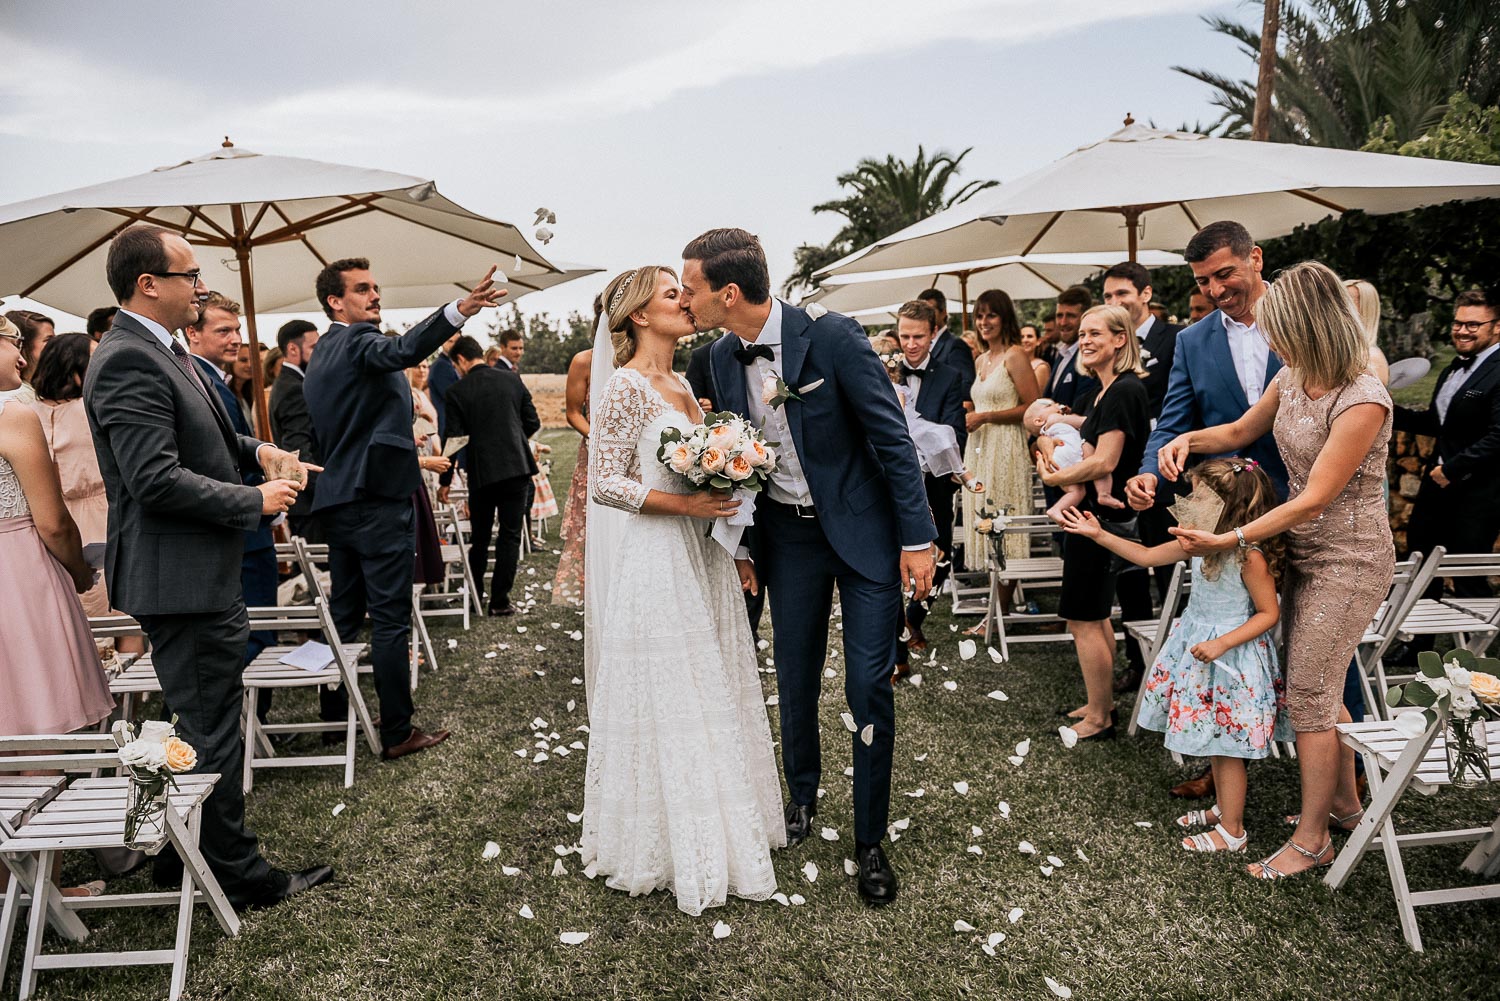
[
  {"x1": 1454, "y1": 354, "x2": 1477, "y2": 372},
  {"x1": 901, "y1": 363, "x2": 925, "y2": 378},
  {"x1": 734, "y1": 343, "x2": 775, "y2": 366}
]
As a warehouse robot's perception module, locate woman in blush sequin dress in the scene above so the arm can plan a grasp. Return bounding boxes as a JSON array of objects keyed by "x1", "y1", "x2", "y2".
[{"x1": 1159, "y1": 262, "x2": 1393, "y2": 881}]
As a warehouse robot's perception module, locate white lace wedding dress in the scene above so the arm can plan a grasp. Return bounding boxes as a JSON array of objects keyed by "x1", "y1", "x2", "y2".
[{"x1": 580, "y1": 367, "x2": 785, "y2": 916}]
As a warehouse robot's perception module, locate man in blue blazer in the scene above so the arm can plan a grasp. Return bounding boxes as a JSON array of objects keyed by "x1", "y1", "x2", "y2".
[
  {"x1": 684, "y1": 228, "x2": 935, "y2": 907},
  {"x1": 305, "y1": 258, "x2": 506, "y2": 760},
  {"x1": 917, "y1": 287, "x2": 977, "y2": 406},
  {"x1": 890, "y1": 299, "x2": 967, "y2": 673}
]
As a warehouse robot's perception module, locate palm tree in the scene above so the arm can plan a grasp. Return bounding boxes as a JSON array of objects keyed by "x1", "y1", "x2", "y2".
[
  {"x1": 1176, "y1": 1, "x2": 1500, "y2": 148},
  {"x1": 783, "y1": 146, "x2": 997, "y2": 296}
]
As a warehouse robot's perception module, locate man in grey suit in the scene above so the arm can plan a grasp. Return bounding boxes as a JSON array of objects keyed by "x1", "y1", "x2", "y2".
[{"x1": 84, "y1": 225, "x2": 332, "y2": 910}]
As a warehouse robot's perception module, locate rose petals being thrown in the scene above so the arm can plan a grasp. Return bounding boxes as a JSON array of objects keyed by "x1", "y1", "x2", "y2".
[
  {"x1": 559, "y1": 931, "x2": 590, "y2": 946},
  {"x1": 997, "y1": 800, "x2": 1011, "y2": 819},
  {"x1": 802, "y1": 861, "x2": 819, "y2": 883},
  {"x1": 860, "y1": 724, "x2": 874, "y2": 745},
  {"x1": 712, "y1": 921, "x2": 732, "y2": 940},
  {"x1": 1059, "y1": 726, "x2": 1079, "y2": 749},
  {"x1": 953, "y1": 781, "x2": 970, "y2": 795},
  {"x1": 820, "y1": 827, "x2": 839, "y2": 842},
  {"x1": 953, "y1": 919, "x2": 977, "y2": 933},
  {"x1": 1008, "y1": 907, "x2": 1024, "y2": 924},
  {"x1": 1018, "y1": 841, "x2": 1037, "y2": 855},
  {"x1": 959, "y1": 639, "x2": 977, "y2": 660},
  {"x1": 1045, "y1": 977, "x2": 1073, "y2": 999},
  {"x1": 482, "y1": 841, "x2": 501, "y2": 860},
  {"x1": 986, "y1": 690, "x2": 1008, "y2": 701},
  {"x1": 841, "y1": 712, "x2": 857, "y2": 732},
  {"x1": 518, "y1": 904, "x2": 534, "y2": 919},
  {"x1": 943, "y1": 680, "x2": 958, "y2": 692}
]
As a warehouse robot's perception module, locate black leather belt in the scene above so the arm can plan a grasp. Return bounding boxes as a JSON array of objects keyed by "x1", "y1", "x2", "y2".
[{"x1": 767, "y1": 498, "x2": 817, "y2": 519}]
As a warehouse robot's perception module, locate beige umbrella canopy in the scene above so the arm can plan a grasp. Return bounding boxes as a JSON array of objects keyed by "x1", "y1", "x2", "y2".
[
  {"x1": 0, "y1": 139, "x2": 572, "y2": 437},
  {"x1": 820, "y1": 122, "x2": 1500, "y2": 278}
]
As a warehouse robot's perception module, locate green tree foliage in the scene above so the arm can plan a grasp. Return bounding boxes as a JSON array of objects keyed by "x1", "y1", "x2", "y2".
[
  {"x1": 783, "y1": 146, "x2": 997, "y2": 297},
  {"x1": 1177, "y1": 1, "x2": 1500, "y2": 147},
  {"x1": 1363, "y1": 92, "x2": 1500, "y2": 164}
]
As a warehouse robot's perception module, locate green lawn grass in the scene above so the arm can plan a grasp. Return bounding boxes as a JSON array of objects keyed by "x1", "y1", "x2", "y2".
[{"x1": 17, "y1": 428, "x2": 1498, "y2": 1000}]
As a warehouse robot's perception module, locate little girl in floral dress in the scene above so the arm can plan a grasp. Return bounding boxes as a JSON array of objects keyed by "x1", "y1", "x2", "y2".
[{"x1": 1059, "y1": 457, "x2": 1293, "y2": 854}]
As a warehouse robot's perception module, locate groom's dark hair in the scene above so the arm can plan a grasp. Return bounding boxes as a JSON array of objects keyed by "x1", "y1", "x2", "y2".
[{"x1": 682, "y1": 228, "x2": 771, "y2": 305}]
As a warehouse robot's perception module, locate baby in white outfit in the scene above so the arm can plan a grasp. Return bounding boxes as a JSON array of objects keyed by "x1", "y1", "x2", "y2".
[{"x1": 1024, "y1": 398, "x2": 1125, "y2": 523}]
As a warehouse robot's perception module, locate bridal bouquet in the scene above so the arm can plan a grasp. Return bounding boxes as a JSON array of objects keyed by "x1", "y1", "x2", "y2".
[
  {"x1": 657, "y1": 413, "x2": 777, "y2": 554},
  {"x1": 1386, "y1": 649, "x2": 1500, "y2": 786},
  {"x1": 111, "y1": 717, "x2": 197, "y2": 851}
]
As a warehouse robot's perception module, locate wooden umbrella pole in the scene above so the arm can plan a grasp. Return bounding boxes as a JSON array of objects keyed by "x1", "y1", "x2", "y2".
[
  {"x1": 1124, "y1": 207, "x2": 1141, "y2": 263},
  {"x1": 230, "y1": 203, "x2": 272, "y2": 441},
  {"x1": 959, "y1": 271, "x2": 971, "y2": 336}
]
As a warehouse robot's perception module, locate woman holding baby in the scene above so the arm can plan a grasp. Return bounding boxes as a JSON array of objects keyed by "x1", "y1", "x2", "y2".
[{"x1": 1037, "y1": 304, "x2": 1150, "y2": 741}]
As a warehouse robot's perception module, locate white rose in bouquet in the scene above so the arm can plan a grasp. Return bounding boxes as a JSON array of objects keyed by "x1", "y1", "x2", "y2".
[
  {"x1": 706, "y1": 423, "x2": 740, "y2": 451},
  {"x1": 725, "y1": 455, "x2": 755, "y2": 481},
  {"x1": 701, "y1": 447, "x2": 727, "y2": 474},
  {"x1": 1446, "y1": 665, "x2": 1473, "y2": 689},
  {"x1": 745, "y1": 440, "x2": 772, "y2": 468},
  {"x1": 138, "y1": 720, "x2": 175, "y2": 744},
  {"x1": 1425, "y1": 675, "x2": 1453, "y2": 700},
  {"x1": 667, "y1": 442, "x2": 697, "y2": 475},
  {"x1": 1452, "y1": 689, "x2": 1479, "y2": 718},
  {"x1": 121, "y1": 739, "x2": 169, "y2": 772},
  {"x1": 687, "y1": 467, "x2": 709, "y2": 485}
]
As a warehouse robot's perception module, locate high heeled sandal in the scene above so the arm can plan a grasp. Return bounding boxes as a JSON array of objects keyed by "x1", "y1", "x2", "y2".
[
  {"x1": 1176, "y1": 806, "x2": 1221, "y2": 830},
  {"x1": 1182, "y1": 823, "x2": 1247, "y2": 853},
  {"x1": 1247, "y1": 837, "x2": 1333, "y2": 880},
  {"x1": 1282, "y1": 806, "x2": 1365, "y2": 833}
]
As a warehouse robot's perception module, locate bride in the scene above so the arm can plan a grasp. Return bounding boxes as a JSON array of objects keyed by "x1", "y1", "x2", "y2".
[{"x1": 579, "y1": 265, "x2": 785, "y2": 915}]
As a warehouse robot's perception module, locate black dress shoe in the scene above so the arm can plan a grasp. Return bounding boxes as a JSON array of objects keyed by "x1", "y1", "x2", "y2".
[
  {"x1": 230, "y1": 864, "x2": 335, "y2": 912},
  {"x1": 487, "y1": 604, "x2": 516, "y2": 618},
  {"x1": 784, "y1": 801, "x2": 816, "y2": 846},
  {"x1": 856, "y1": 842, "x2": 898, "y2": 906}
]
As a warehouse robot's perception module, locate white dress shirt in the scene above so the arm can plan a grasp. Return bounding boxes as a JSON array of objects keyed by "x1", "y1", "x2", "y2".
[
  {"x1": 1222, "y1": 308, "x2": 1271, "y2": 405},
  {"x1": 740, "y1": 299, "x2": 814, "y2": 508},
  {"x1": 1436, "y1": 342, "x2": 1500, "y2": 423},
  {"x1": 902, "y1": 352, "x2": 931, "y2": 389},
  {"x1": 281, "y1": 362, "x2": 304, "y2": 378}
]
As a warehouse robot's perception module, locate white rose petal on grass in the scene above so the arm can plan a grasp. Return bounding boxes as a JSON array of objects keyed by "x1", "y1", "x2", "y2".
[
  {"x1": 771, "y1": 892, "x2": 790, "y2": 906},
  {"x1": 967, "y1": 845, "x2": 983, "y2": 855},
  {"x1": 913, "y1": 752, "x2": 928, "y2": 762},
  {"x1": 971, "y1": 826, "x2": 984, "y2": 838},
  {"x1": 482, "y1": 841, "x2": 501, "y2": 860},
  {"x1": 986, "y1": 690, "x2": 1008, "y2": 702},
  {"x1": 1045, "y1": 977, "x2": 1073, "y2": 999},
  {"x1": 566, "y1": 700, "x2": 576, "y2": 712},
  {"x1": 712, "y1": 921, "x2": 732, "y2": 940},
  {"x1": 518, "y1": 904, "x2": 534, "y2": 919},
  {"x1": 1007, "y1": 756, "x2": 1024, "y2": 767},
  {"x1": 332, "y1": 802, "x2": 346, "y2": 817},
  {"x1": 953, "y1": 919, "x2": 977, "y2": 933},
  {"x1": 987, "y1": 646, "x2": 1003, "y2": 663},
  {"x1": 514, "y1": 748, "x2": 527, "y2": 757},
  {"x1": 860, "y1": 724, "x2": 874, "y2": 746},
  {"x1": 840, "y1": 712, "x2": 857, "y2": 732},
  {"x1": 982, "y1": 944, "x2": 997, "y2": 957},
  {"x1": 1018, "y1": 841, "x2": 1037, "y2": 855},
  {"x1": 766, "y1": 695, "x2": 779, "y2": 707},
  {"x1": 516, "y1": 626, "x2": 528, "y2": 634},
  {"x1": 907, "y1": 788, "x2": 925, "y2": 798},
  {"x1": 843, "y1": 766, "x2": 855, "y2": 777},
  {"x1": 553, "y1": 844, "x2": 571, "y2": 856},
  {"x1": 789, "y1": 894, "x2": 806, "y2": 906},
  {"x1": 534, "y1": 645, "x2": 546, "y2": 653},
  {"x1": 583, "y1": 862, "x2": 598, "y2": 880},
  {"x1": 1135, "y1": 821, "x2": 1154, "y2": 828},
  {"x1": 555, "y1": 747, "x2": 570, "y2": 757},
  {"x1": 907, "y1": 673, "x2": 923, "y2": 687},
  {"x1": 446, "y1": 638, "x2": 458, "y2": 650},
  {"x1": 757, "y1": 638, "x2": 770, "y2": 651},
  {"x1": 1047, "y1": 855, "x2": 1064, "y2": 868},
  {"x1": 1015, "y1": 739, "x2": 1031, "y2": 757},
  {"x1": 485, "y1": 652, "x2": 498, "y2": 660},
  {"x1": 1008, "y1": 907, "x2": 1025, "y2": 924},
  {"x1": 943, "y1": 680, "x2": 958, "y2": 692},
  {"x1": 1059, "y1": 726, "x2": 1079, "y2": 749},
  {"x1": 559, "y1": 932, "x2": 590, "y2": 946},
  {"x1": 552, "y1": 859, "x2": 566, "y2": 876},
  {"x1": 1040, "y1": 865, "x2": 1054, "y2": 877},
  {"x1": 893, "y1": 817, "x2": 911, "y2": 831},
  {"x1": 820, "y1": 827, "x2": 839, "y2": 842},
  {"x1": 959, "y1": 639, "x2": 977, "y2": 660},
  {"x1": 534, "y1": 670, "x2": 546, "y2": 678},
  {"x1": 570, "y1": 741, "x2": 585, "y2": 751},
  {"x1": 533, "y1": 752, "x2": 549, "y2": 764},
  {"x1": 1076, "y1": 848, "x2": 1090, "y2": 863},
  {"x1": 569, "y1": 630, "x2": 583, "y2": 641},
  {"x1": 824, "y1": 667, "x2": 837, "y2": 678},
  {"x1": 843, "y1": 858, "x2": 859, "y2": 876},
  {"x1": 953, "y1": 781, "x2": 970, "y2": 795},
  {"x1": 802, "y1": 861, "x2": 819, "y2": 883},
  {"x1": 997, "y1": 801, "x2": 1011, "y2": 819},
  {"x1": 987, "y1": 932, "x2": 1006, "y2": 947}
]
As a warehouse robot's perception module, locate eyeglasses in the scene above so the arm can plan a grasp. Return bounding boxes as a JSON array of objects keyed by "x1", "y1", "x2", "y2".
[
  {"x1": 0, "y1": 332, "x2": 21, "y2": 349},
  {"x1": 1452, "y1": 319, "x2": 1497, "y2": 334},
  {"x1": 152, "y1": 271, "x2": 205, "y2": 287}
]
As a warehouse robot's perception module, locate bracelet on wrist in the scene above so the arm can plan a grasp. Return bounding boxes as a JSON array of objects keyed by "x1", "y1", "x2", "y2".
[{"x1": 1234, "y1": 527, "x2": 1249, "y2": 549}]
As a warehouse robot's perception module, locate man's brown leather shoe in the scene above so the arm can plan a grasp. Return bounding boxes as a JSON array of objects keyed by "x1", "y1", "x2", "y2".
[
  {"x1": 1169, "y1": 767, "x2": 1215, "y2": 799},
  {"x1": 381, "y1": 727, "x2": 451, "y2": 761}
]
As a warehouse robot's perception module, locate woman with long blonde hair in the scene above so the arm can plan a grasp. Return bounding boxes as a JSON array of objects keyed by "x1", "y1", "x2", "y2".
[
  {"x1": 1160, "y1": 261, "x2": 1392, "y2": 881},
  {"x1": 1344, "y1": 279, "x2": 1390, "y2": 385}
]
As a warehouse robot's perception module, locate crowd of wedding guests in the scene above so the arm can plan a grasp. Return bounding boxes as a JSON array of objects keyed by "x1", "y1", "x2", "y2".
[{"x1": 3, "y1": 215, "x2": 1496, "y2": 907}]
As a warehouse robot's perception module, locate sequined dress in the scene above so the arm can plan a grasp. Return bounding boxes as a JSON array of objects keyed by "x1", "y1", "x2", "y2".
[
  {"x1": 1273, "y1": 370, "x2": 1393, "y2": 731},
  {"x1": 551, "y1": 431, "x2": 588, "y2": 606},
  {"x1": 962, "y1": 357, "x2": 1030, "y2": 566}
]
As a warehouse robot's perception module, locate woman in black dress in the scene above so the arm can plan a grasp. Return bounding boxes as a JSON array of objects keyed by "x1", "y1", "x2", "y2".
[{"x1": 1038, "y1": 305, "x2": 1151, "y2": 741}]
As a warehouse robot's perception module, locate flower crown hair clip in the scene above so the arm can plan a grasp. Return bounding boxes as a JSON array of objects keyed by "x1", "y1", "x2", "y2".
[
  {"x1": 608, "y1": 270, "x2": 638, "y2": 314},
  {"x1": 1232, "y1": 459, "x2": 1261, "y2": 474}
]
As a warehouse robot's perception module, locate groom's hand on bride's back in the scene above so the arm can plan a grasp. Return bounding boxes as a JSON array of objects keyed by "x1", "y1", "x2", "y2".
[{"x1": 900, "y1": 546, "x2": 936, "y2": 602}]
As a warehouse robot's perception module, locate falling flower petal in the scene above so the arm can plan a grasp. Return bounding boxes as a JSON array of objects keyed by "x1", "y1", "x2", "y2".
[
  {"x1": 559, "y1": 931, "x2": 590, "y2": 945},
  {"x1": 1059, "y1": 726, "x2": 1079, "y2": 748},
  {"x1": 518, "y1": 904, "x2": 534, "y2": 919},
  {"x1": 860, "y1": 724, "x2": 874, "y2": 745},
  {"x1": 804, "y1": 302, "x2": 828, "y2": 321},
  {"x1": 820, "y1": 827, "x2": 839, "y2": 842},
  {"x1": 802, "y1": 861, "x2": 819, "y2": 883},
  {"x1": 997, "y1": 801, "x2": 1011, "y2": 819},
  {"x1": 1008, "y1": 907, "x2": 1024, "y2": 923},
  {"x1": 844, "y1": 858, "x2": 858, "y2": 876},
  {"x1": 953, "y1": 781, "x2": 970, "y2": 795},
  {"x1": 513, "y1": 254, "x2": 523, "y2": 272},
  {"x1": 841, "y1": 712, "x2": 857, "y2": 732},
  {"x1": 712, "y1": 921, "x2": 732, "y2": 940},
  {"x1": 953, "y1": 919, "x2": 977, "y2": 933},
  {"x1": 1045, "y1": 977, "x2": 1073, "y2": 999},
  {"x1": 482, "y1": 841, "x2": 500, "y2": 859},
  {"x1": 535, "y1": 226, "x2": 554, "y2": 244},
  {"x1": 959, "y1": 640, "x2": 977, "y2": 660},
  {"x1": 1019, "y1": 841, "x2": 1037, "y2": 855}
]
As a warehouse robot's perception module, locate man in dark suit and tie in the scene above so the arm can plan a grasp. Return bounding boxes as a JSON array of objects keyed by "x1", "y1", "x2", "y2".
[
  {"x1": 1042, "y1": 286, "x2": 1098, "y2": 409},
  {"x1": 84, "y1": 225, "x2": 330, "y2": 909},
  {"x1": 435, "y1": 335, "x2": 540, "y2": 616},
  {"x1": 918, "y1": 287, "x2": 977, "y2": 407},
  {"x1": 304, "y1": 257, "x2": 506, "y2": 760},
  {"x1": 269, "y1": 318, "x2": 323, "y2": 542},
  {"x1": 1391, "y1": 287, "x2": 1500, "y2": 661},
  {"x1": 890, "y1": 300, "x2": 967, "y2": 676}
]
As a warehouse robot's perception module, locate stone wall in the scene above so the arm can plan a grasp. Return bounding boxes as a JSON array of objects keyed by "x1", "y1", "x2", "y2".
[{"x1": 1387, "y1": 430, "x2": 1433, "y2": 555}]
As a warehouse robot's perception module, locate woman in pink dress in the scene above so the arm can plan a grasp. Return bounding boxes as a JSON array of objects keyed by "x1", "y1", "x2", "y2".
[
  {"x1": 0, "y1": 319, "x2": 114, "y2": 739},
  {"x1": 552, "y1": 346, "x2": 593, "y2": 606}
]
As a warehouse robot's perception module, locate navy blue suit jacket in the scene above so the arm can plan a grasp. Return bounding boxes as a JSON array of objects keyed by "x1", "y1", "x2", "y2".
[
  {"x1": 305, "y1": 305, "x2": 461, "y2": 511},
  {"x1": 709, "y1": 302, "x2": 935, "y2": 583},
  {"x1": 192, "y1": 355, "x2": 274, "y2": 553},
  {"x1": 911, "y1": 359, "x2": 967, "y2": 453},
  {"x1": 1140, "y1": 310, "x2": 1288, "y2": 498},
  {"x1": 1044, "y1": 345, "x2": 1099, "y2": 411},
  {"x1": 930, "y1": 328, "x2": 977, "y2": 405},
  {"x1": 427, "y1": 352, "x2": 460, "y2": 437}
]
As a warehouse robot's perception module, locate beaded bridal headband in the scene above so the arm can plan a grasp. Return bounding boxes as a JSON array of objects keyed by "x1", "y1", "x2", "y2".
[{"x1": 608, "y1": 270, "x2": 638, "y2": 313}]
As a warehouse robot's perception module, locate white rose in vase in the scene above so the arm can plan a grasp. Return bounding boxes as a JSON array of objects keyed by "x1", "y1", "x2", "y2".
[
  {"x1": 1446, "y1": 665, "x2": 1473, "y2": 689},
  {"x1": 138, "y1": 720, "x2": 175, "y2": 744},
  {"x1": 1451, "y1": 689, "x2": 1479, "y2": 719}
]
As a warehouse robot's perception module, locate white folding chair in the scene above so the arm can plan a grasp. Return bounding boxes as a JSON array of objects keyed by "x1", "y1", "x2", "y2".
[
  {"x1": 1124, "y1": 560, "x2": 1189, "y2": 737},
  {"x1": 1324, "y1": 709, "x2": 1500, "y2": 952},
  {"x1": 1356, "y1": 552, "x2": 1430, "y2": 719},
  {"x1": 0, "y1": 736, "x2": 239, "y2": 1000}
]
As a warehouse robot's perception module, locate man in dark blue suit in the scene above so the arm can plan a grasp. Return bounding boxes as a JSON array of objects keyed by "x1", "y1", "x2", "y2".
[
  {"x1": 1042, "y1": 285, "x2": 1099, "y2": 409},
  {"x1": 184, "y1": 293, "x2": 279, "y2": 716},
  {"x1": 305, "y1": 257, "x2": 507, "y2": 760},
  {"x1": 890, "y1": 300, "x2": 967, "y2": 674},
  {"x1": 683, "y1": 229, "x2": 935, "y2": 907},
  {"x1": 917, "y1": 287, "x2": 977, "y2": 407}
]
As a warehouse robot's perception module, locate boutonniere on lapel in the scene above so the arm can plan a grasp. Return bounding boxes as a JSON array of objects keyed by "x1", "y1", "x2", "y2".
[{"x1": 762, "y1": 373, "x2": 800, "y2": 409}]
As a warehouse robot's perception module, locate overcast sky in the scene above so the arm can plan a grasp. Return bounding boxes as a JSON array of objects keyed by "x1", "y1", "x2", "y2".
[{"x1": 1, "y1": 0, "x2": 1246, "y2": 334}]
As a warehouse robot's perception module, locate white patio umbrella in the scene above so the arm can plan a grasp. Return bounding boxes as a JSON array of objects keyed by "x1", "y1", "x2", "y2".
[
  {"x1": 0, "y1": 139, "x2": 574, "y2": 438},
  {"x1": 820, "y1": 122, "x2": 1500, "y2": 278},
  {"x1": 806, "y1": 250, "x2": 1187, "y2": 329}
]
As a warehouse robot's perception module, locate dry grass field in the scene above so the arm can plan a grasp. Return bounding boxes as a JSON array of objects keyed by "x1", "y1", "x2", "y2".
[{"x1": 521, "y1": 373, "x2": 569, "y2": 429}]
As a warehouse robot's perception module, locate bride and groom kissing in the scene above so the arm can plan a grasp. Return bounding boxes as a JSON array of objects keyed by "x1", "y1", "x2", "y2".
[{"x1": 579, "y1": 228, "x2": 937, "y2": 915}]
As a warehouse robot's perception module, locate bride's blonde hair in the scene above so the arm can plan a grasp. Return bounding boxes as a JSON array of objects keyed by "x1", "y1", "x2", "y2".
[{"x1": 601, "y1": 265, "x2": 677, "y2": 367}]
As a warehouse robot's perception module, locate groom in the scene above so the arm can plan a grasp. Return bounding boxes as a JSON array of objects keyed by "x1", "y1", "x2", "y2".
[{"x1": 682, "y1": 228, "x2": 936, "y2": 906}]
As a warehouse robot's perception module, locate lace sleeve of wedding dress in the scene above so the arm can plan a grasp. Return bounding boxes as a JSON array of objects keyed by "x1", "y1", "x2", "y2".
[{"x1": 590, "y1": 369, "x2": 652, "y2": 513}]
